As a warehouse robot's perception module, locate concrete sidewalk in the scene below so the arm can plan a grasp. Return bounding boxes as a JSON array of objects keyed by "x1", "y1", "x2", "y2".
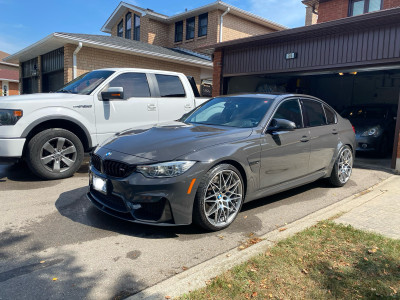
[
  {"x1": 335, "y1": 175, "x2": 400, "y2": 239},
  {"x1": 129, "y1": 174, "x2": 399, "y2": 300}
]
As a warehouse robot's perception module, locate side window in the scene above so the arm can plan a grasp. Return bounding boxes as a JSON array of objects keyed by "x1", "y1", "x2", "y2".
[
  {"x1": 272, "y1": 99, "x2": 303, "y2": 128},
  {"x1": 155, "y1": 75, "x2": 186, "y2": 98},
  {"x1": 186, "y1": 17, "x2": 195, "y2": 40},
  {"x1": 125, "y1": 12, "x2": 132, "y2": 39},
  {"x1": 302, "y1": 100, "x2": 326, "y2": 127},
  {"x1": 108, "y1": 73, "x2": 150, "y2": 99},
  {"x1": 117, "y1": 20, "x2": 123, "y2": 37},
  {"x1": 324, "y1": 105, "x2": 337, "y2": 124}
]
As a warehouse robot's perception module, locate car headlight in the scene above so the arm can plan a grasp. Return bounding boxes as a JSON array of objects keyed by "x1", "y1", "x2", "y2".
[
  {"x1": 137, "y1": 161, "x2": 196, "y2": 178},
  {"x1": 361, "y1": 126, "x2": 381, "y2": 137},
  {"x1": 0, "y1": 109, "x2": 23, "y2": 126}
]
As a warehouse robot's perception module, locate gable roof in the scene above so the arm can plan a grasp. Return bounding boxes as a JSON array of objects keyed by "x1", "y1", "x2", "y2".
[
  {"x1": 4, "y1": 32, "x2": 212, "y2": 68},
  {"x1": 0, "y1": 50, "x2": 10, "y2": 61},
  {"x1": 101, "y1": 1, "x2": 287, "y2": 33}
]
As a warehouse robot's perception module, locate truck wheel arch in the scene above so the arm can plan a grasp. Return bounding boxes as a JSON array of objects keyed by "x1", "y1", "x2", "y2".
[{"x1": 21, "y1": 116, "x2": 93, "y2": 153}]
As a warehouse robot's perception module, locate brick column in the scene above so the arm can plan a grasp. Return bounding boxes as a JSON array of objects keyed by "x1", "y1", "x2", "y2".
[
  {"x1": 64, "y1": 44, "x2": 74, "y2": 84},
  {"x1": 212, "y1": 49, "x2": 223, "y2": 97},
  {"x1": 19, "y1": 63, "x2": 23, "y2": 94}
]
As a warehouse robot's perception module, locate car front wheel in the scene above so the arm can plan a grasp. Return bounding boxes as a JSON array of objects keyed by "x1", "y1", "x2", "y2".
[
  {"x1": 26, "y1": 128, "x2": 84, "y2": 180},
  {"x1": 193, "y1": 164, "x2": 244, "y2": 231}
]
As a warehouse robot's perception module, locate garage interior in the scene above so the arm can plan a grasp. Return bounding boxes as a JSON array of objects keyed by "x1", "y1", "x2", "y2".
[{"x1": 224, "y1": 67, "x2": 400, "y2": 170}]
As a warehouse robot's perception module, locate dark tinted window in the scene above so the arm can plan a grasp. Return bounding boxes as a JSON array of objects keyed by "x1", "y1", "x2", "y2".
[
  {"x1": 324, "y1": 105, "x2": 337, "y2": 124},
  {"x1": 175, "y1": 21, "x2": 183, "y2": 42},
  {"x1": 273, "y1": 99, "x2": 303, "y2": 128},
  {"x1": 109, "y1": 73, "x2": 150, "y2": 99},
  {"x1": 198, "y1": 13, "x2": 208, "y2": 37},
  {"x1": 117, "y1": 20, "x2": 123, "y2": 37},
  {"x1": 156, "y1": 75, "x2": 186, "y2": 97},
  {"x1": 125, "y1": 13, "x2": 132, "y2": 39},
  {"x1": 186, "y1": 17, "x2": 195, "y2": 40},
  {"x1": 134, "y1": 14, "x2": 140, "y2": 41},
  {"x1": 185, "y1": 97, "x2": 272, "y2": 128},
  {"x1": 302, "y1": 100, "x2": 326, "y2": 127}
]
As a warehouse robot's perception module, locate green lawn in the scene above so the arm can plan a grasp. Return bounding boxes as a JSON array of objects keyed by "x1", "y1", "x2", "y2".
[{"x1": 180, "y1": 221, "x2": 400, "y2": 299}]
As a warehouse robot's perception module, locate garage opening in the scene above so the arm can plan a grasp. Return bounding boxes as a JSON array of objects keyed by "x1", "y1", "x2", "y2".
[
  {"x1": 224, "y1": 68, "x2": 400, "y2": 170},
  {"x1": 41, "y1": 48, "x2": 64, "y2": 93},
  {"x1": 21, "y1": 58, "x2": 39, "y2": 94}
]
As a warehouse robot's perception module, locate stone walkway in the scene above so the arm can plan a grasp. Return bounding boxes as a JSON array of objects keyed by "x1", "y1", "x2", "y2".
[{"x1": 335, "y1": 175, "x2": 400, "y2": 239}]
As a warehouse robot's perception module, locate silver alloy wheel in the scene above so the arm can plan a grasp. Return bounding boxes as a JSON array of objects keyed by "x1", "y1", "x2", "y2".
[
  {"x1": 40, "y1": 137, "x2": 77, "y2": 173},
  {"x1": 337, "y1": 148, "x2": 353, "y2": 184},
  {"x1": 203, "y1": 170, "x2": 243, "y2": 227}
]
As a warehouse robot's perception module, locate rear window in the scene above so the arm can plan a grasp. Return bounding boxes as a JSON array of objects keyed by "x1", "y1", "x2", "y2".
[
  {"x1": 155, "y1": 74, "x2": 186, "y2": 98},
  {"x1": 324, "y1": 105, "x2": 337, "y2": 124},
  {"x1": 302, "y1": 100, "x2": 326, "y2": 127}
]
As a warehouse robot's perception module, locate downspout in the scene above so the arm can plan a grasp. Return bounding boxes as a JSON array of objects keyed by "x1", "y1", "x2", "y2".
[
  {"x1": 219, "y1": 7, "x2": 230, "y2": 43},
  {"x1": 73, "y1": 42, "x2": 83, "y2": 79}
]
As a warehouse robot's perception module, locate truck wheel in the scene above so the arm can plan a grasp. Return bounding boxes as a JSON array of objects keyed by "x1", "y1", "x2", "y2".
[
  {"x1": 192, "y1": 164, "x2": 244, "y2": 231},
  {"x1": 26, "y1": 128, "x2": 84, "y2": 180}
]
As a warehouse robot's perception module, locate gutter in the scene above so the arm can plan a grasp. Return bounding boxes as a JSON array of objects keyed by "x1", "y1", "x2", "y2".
[
  {"x1": 219, "y1": 7, "x2": 230, "y2": 43},
  {"x1": 73, "y1": 42, "x2": 83, "y2": 79}
]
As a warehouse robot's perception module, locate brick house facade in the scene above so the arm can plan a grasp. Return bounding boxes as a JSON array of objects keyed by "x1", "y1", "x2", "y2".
[
  {"x1": 303, "y1": 0, "x2": 400, "y2": 25},
  {"x1": 0, "y1": 51, "x2": 19, "y2": 96}
]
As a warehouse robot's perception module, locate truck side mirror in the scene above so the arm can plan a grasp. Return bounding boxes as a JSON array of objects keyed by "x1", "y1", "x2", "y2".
[{"x1": 101, "y1": 87, "x2": 124, "y2": 101}]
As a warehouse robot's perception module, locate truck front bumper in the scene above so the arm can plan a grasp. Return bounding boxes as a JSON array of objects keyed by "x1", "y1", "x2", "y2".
[{"x1": 0, "y1": 138, "x2": 26, "y2": 157}]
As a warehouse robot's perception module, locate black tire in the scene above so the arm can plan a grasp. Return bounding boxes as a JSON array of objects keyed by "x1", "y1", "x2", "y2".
[
  {"x1": 329, "y1": 145, "x2": 353, "y2": 187},
  {"x1": 193, "y1": 164, "x2": 244, "y2": 231},
  {"x1": 26, "y1": 128, "x2": 84, "y2": 180}
]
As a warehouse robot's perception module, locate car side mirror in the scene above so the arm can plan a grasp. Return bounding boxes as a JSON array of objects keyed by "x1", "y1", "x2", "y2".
[
  {"x1": 267, "y1": 118, "x2": 296, "y2": 132},
  {"x1": 101, "y1": 87, "x2": 124, "y2": 101}
]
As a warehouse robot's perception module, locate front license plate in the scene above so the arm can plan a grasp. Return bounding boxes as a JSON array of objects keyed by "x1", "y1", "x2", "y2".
[{"x1": 93, "y1": 174, "x2": 107, "y2": 194}]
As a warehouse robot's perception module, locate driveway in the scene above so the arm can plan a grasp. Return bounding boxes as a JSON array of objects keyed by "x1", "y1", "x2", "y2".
[{"x1": 0, "y1": 159, "x2": 392, "y2": 299}]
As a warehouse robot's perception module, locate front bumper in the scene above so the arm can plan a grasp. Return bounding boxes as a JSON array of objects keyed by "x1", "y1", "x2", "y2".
[
  {"x1": 0, "y1": 138, "x2": 25, "y2": 157},
  {"x1": 87, "y1": 163, "x2": 205, "y2": 226},
  {"x1": 355, "y1": 135, "x2": 382, "y2": 152}
]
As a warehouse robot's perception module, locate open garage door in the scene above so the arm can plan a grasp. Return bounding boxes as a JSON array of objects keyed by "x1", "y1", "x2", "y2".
[{"x1": 224, "y1": 68, "x2": 400, "y2": 170}]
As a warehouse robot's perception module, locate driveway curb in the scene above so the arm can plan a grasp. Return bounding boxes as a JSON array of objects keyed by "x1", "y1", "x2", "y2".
[{"x1": 128, "y1": 174, "x2": 396, "y2": 300}]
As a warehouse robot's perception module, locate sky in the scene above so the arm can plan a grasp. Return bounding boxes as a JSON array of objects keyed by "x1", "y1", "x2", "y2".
[{"x1": 0, "y1": 0, "x2": 307, "y2": 55}]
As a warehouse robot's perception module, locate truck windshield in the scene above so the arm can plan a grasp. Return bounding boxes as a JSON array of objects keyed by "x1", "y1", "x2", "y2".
[{"x1": 57, "y1": 70, "x2": 115, "y2": 95}]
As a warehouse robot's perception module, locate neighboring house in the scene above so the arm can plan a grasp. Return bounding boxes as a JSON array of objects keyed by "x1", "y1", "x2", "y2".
[
  {"x1": 3, "y1": 1, "x2": 285, "y2": 95},
  {"x1": 303, "y1": 0, "x2": 400, "y2": 25},
  {"x1": 0, "y1": 51, "x2": 19, "y2": 96}
]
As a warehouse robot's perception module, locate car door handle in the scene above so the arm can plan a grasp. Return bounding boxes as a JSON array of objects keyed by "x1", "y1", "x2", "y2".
[
  {"x1": 147, "y1": 104, "x2": 157, "y2": 111},
  {"x1": 332, "y1": 129, "x2": 338, "y2": 135},
  {"x1": 300, "y1": 136, "x2": 309, "y2": 142},
  {"x1": 184, "y1": 104, "x2": 192, "y2": 109}
]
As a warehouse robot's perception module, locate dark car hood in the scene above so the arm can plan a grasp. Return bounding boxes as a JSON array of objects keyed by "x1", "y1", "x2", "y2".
[
  {"x1": 101, "y1": 121, "x2": 253, "y2": 162},
  {"x1": 350, "y1": 119, "x2": 385, "y2": 135}
]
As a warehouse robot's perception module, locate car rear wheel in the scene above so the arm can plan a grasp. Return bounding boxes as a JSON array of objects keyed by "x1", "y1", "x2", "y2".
[
  {"x1": 329, "y1": 145, "x2": 353, "y2": 187},
  {"x1": 26, "y1": 128, "x2": 84, "y2": 180},
  {"x1": 193, "y1": 164, "x2": 244, "y2": 231}
]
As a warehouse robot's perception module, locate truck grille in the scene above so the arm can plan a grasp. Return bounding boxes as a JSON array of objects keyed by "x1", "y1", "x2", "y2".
[{"x1": 91, "y1": 154, "x2": 135, "y2": 178}]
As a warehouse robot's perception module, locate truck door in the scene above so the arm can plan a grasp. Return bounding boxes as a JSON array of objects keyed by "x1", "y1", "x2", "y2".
[
  {"x1": 94, "y1": 72, "x2": 158, "y2": 144},
  {"x1": 151, "y1": 74, "x2": 194, "y2": 122}
]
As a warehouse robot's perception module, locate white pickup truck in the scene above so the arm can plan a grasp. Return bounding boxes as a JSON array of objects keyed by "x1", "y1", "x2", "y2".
[{"x1": 0, "y1": 68, "x2": 209, "y2": 179}]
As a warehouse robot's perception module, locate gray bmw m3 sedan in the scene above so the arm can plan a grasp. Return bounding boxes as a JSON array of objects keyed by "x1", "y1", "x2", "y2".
[{"x1": 87, "y1": 94, "x2": 356, "y2": 231}]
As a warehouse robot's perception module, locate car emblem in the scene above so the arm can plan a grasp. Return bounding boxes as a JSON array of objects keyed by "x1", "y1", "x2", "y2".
[{"x1": 105, "y1": 152, "x2": 112, "y2": 157}]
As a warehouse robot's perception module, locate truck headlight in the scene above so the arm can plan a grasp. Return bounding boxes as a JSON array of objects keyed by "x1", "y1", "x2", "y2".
[
  {"x1": 137, "y1": 161, "x2": 196, "y2": 178},
  {"x1": 0, "y1": 109, "x2": 23, "y2": 126}
]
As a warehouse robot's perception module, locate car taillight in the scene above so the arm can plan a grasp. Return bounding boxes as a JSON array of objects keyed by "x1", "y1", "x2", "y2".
[{"x1": 352, "y1": 126, "x2": 355, "y2": 133}]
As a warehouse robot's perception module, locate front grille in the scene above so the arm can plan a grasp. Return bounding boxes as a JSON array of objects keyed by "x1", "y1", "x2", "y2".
[
  {"x1": 90, "y1": 154, "x2": 135, "y2": 178},
  {"x1": 91, "y1": 154, "x2": 102, "y2": 172}
]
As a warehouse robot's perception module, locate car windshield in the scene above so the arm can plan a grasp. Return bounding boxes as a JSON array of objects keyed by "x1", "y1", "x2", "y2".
[
  {"x1": 342, "y1": 106, "x2": 388, "y2": 120},
  {"x1": 57, "y1": 70, "x2": 115, "y2": 95},
  {"x1": 183, "y1": 97, "x2": 273, "y2": 128}
]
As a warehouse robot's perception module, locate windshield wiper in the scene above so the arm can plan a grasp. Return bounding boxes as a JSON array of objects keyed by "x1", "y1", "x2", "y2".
[{"x1": 57, "y1": 89, "x2": 74, "y2": 94}]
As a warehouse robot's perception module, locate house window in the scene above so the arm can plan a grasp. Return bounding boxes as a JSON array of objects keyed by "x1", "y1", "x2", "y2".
[
  {"x1": 117, "y1": 20, "x2": 123, "y2": 37},
  {"x1": 175, "y1": 21, "x2": 183, "y2": 42},
  {"x1": 134, "y1": 14, "x2": 140, "y2": 41},
  {"x1": 186, "y1": 17, "x2": 195, "y2": 40},
  {"x1": 125, "y1": 12, "x2": 132, "y2": 39},
  {"x1": 198, "y1": 13, "x2": 208, "y2": 37},
  {"x1": 349, "y1": 0, "x2": 383, "y2": 16}
]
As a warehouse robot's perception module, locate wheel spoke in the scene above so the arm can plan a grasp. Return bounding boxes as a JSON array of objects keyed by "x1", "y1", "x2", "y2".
[
  {"x1": 41, "y1": 155, "x2": 54, "y2": 165},
  {"x1": 206, "y1": 203, "x2": 218, "y2": 216},
  {"x1": 61, "y1": 156, "x2": 74, "y2": 167},
  {"x1": 61, "y1": 145, "x2": 76, "y2": 156},
  {"x1": 42, "y1": 142, "x2": 56, "y2": 154},
  {"x1": 53, "y1": 160, "x2": 61, "y2": 172},
  {"x1": 56, "y1": 138, "x2": 66, "y2": 151}
]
